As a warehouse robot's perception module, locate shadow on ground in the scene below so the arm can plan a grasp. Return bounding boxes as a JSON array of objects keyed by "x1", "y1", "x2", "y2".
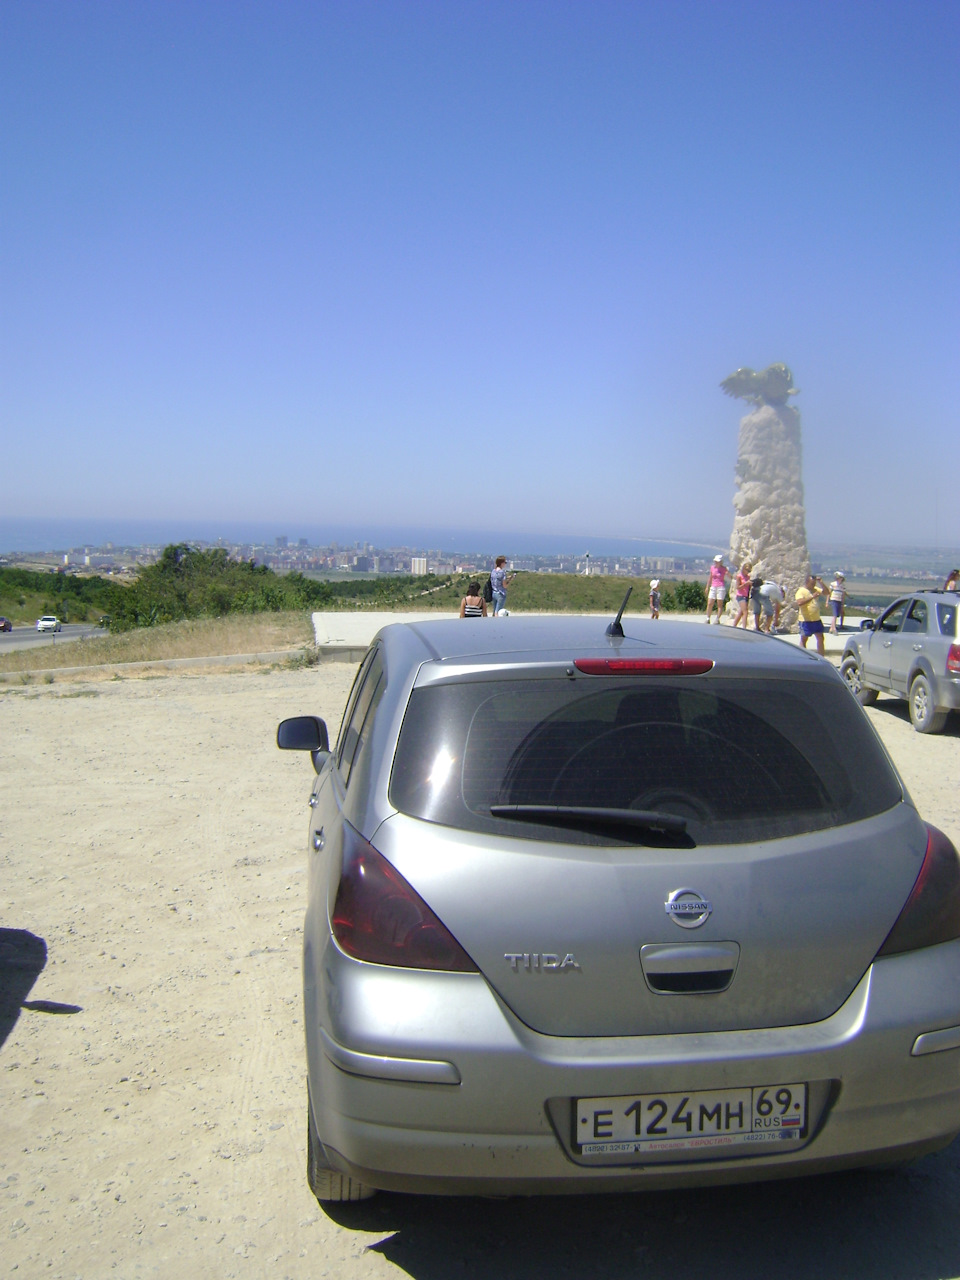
[
  {"x1": 326, "y1": 1143, "x2": 960, "y2": 1280},
  {"x1": 870, "y1": 697, "x2": 960, "y2": 738},
  {"x1": 0, "y1": 928, "x2": 48, "y2": 1047}
]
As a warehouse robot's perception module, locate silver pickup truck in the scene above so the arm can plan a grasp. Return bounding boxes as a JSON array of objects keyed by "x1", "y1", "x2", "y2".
[{"x1": 841, "y1": 590, "x2": 960, "y2": 733}]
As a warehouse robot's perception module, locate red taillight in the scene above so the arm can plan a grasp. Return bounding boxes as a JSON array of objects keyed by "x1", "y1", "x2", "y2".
[
  {"x1": 331, "y1": 825, "x2": 478, "y2": 971},
  {"x1": 947, "y1": 644, "x2": 960, "y2": 675},
  {"x1": 877, "y1": 825, "x2": 960, "y2": 957},
  {"x1": 573, "y1": 658, "x2": 714, "y2": 676}
]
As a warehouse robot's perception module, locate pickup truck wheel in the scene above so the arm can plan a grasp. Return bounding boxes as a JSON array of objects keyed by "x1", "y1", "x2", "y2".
[
  {"x1": 840, "y1": 656, "x2": 878, "y2": 706},
  {"x1": 307, "y1": 1086, "x2": 377, "y2": 1202},
  {"x1": 909, "y1": 674, "x2": 947, "y2": 734}
]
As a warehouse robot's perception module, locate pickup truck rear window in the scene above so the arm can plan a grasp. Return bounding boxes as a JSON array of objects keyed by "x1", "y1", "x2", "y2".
[{"x1": 389, "y1": 676, "x2": 902, "y2": 845}]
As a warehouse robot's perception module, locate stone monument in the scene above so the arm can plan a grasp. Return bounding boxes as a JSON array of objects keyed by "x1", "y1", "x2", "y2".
[{"x1": 720, "y1": 363, "x2": 810, "y2": 623}]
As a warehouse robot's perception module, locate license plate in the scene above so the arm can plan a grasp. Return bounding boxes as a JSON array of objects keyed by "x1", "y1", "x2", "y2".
[{"x1": 576, "y1": 1083, "x2": 807, "y2": 1158}]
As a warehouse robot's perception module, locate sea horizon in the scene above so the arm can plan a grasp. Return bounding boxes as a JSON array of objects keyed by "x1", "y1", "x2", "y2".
[
  {"x1": 0, "y1": 517, "x2": 956, "y2": 567},
  {"x1": 0, "y1": 517, "x2": 728, "y2": 561}
]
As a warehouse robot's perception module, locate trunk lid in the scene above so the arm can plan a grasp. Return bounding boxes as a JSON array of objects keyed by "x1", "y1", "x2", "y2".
[{"x1": 374, "y1": 804, "x2": 926, "y2": 1037}]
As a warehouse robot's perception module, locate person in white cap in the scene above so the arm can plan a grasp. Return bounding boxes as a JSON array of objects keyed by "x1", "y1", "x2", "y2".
[
  {"x1": 705, "y1": 555, "x2": 731, "y2": 623},
  {"x1": 649, "y1": 579, "x2": 661, "y2": 619},
  {"x1": 828, "y1": 572, "x2": 846, "y2": 633}
]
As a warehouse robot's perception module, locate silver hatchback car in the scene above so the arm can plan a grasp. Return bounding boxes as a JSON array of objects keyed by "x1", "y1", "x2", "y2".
[{"x1": 278, "y1": 615, "x2": 960, "y2": 1201}]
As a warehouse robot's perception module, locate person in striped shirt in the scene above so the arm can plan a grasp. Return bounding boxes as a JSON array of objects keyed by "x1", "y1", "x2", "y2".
[{"x1": 459, "y1": 582, "x2": 488, "y2": 618}]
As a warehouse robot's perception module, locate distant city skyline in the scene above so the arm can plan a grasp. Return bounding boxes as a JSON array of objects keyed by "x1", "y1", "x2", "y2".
[
  {"x1": 0, "y1": 517, "x2": 725, "y2": 561},
  {"x1": 1, "y1": 517, "x2": 956, "y2": 578},
  {"x1": 3, "y1": 3, "x2": 958, "y2": 549}
]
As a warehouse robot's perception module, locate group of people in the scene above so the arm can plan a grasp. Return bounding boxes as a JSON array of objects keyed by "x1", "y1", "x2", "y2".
[
  {"x1": 705, "y1": 555, "x2": 789, "y2": 634},
  {"x1": 460, "y1": 556, "x2": 960, "y2": 647},
  {"x1": 458, "y1": 557, "x2": 515, "y2": 618},
  {"x1": 462, "y1": 556, "x2": 862, "y2": 648},
  {"x1": 704, "y1": 555, "x2": 850, "y2": 655}
]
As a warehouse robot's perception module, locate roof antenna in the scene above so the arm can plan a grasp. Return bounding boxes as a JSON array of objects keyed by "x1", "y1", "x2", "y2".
[{"x1": 606, "y1": 586, "x2": 633, "y2": 637}]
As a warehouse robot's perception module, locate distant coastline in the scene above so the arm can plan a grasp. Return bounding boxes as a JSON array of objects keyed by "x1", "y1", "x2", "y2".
[
  {"x1": 0, "y1": 518, "x2": 956, "y2": 572},
  {"x1": 0, "y1": 517, "x2": 722, "y2": 561}
]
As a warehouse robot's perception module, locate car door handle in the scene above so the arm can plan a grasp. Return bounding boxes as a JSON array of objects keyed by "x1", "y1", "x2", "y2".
[
  {"x1": 913, "y1": 644, "x2": 922, "y2": 651},
  {"x1": 309, "y1": 794, "x2": 319, "y2": 808},
  {"x1": 883, "y1": 640, "x2": 892, "y2": 648},
  {"x1": 312, "y1": 828, "x2": 325, "y2": 852}
]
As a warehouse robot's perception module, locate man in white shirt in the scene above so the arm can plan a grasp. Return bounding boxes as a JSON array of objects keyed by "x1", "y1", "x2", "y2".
[{"x1": 758, "y1": 581, "x2": 785, "y2": 633}]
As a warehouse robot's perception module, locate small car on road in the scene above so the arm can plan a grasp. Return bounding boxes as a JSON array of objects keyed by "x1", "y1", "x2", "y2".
[
  {"x1": 0, "y1": 616, "x2": 12, "y2": 632},
  {"x1": 841, "y1": 590, "x2": 960, "y2": 732},
  {"x1": 36, "y1": 616, "x2": 62, "y2": 633},
  {"x1": 279, "y1": 615, "x2": 960, "y2": 1201}
]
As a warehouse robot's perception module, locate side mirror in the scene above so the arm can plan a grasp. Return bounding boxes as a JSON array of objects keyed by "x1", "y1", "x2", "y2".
[
  {"x1": 277, "y1": 716, "x2": 330, "y2": 774},
  {"x1": 859, "y1": 619, "x2": 874, "y2": 631}
]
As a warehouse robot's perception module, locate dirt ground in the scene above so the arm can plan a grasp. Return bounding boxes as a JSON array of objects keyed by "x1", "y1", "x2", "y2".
[{"x1": 2, "y1": 662, "x2": 960, "y2": 1280}]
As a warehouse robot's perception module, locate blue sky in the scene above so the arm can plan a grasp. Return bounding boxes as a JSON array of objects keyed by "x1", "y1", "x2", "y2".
[{"x1": 2, "y1": 0, "x2": 958, "y2": 551}]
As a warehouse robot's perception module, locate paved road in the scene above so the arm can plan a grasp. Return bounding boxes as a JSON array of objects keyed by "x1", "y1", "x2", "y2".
[{"x1": 0, "y1": 622, "x2": 103, "y2": 654}]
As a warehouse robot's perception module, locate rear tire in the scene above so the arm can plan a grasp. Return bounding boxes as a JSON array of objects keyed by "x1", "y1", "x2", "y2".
[
  {"x1": 307, "y1": 1088, "x2": 377, "y2": 1202},
  {"x1": 909, "y1": 674, "x2": 947, "y2": 734},
  {"x1": 840, "y1": 656, "x2": 878, "y2": 706}
]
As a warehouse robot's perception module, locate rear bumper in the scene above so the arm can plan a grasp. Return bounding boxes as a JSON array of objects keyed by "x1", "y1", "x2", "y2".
[
  {"x1": 305, "y1": 937, "x2": 960, "y2": 1194},
  {"x1": 935, "y1": 678, "x2": 960, "y2": 712}
]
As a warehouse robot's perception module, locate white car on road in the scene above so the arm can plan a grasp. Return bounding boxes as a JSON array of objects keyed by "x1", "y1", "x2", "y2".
[{"x1": 36, "y1": 616, "x2": 62, "y2": 633}]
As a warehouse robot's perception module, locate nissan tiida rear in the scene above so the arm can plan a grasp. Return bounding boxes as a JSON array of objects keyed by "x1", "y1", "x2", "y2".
[{"x1": 277, "y1": 615, "x2": 960, "y2": 1200}]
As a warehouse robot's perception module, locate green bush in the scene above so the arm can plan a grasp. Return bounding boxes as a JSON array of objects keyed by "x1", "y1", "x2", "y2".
[
  {"x1": 1, "y1": 551, "x2": 714, "y2": 632},
  {"x1": 104, "y1": 545, "x2": 450, "y2": 631},
  {"x1": 662, "y1": 580, "x2": 707, "y2": 612}
]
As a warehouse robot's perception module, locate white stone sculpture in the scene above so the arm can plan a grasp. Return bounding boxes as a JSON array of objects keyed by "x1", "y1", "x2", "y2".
[{"x1": 720, "y1": 365, "x2": 810, "y2": 625}]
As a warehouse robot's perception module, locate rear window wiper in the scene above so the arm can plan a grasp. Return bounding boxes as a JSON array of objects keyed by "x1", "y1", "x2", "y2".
[{"x1": 488, "y1": 804, "x2": 692, "y2": 845}]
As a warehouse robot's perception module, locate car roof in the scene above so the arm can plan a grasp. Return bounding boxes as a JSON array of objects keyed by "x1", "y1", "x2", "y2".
[
  {"x1": 372, "y1": 615, "x2": 833, "y2": 677},
  {"x1": 885, "y1": 590, "x2": 958, "y2": 601}
]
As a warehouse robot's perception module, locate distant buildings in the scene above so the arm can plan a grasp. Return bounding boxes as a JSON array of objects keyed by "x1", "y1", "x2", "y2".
[
  {"x1": 5, "y1": 534, "x2": 951, "y2": 590},
  {"x1": 0, "y1": 538, "x2": 715, "y2": 580}
]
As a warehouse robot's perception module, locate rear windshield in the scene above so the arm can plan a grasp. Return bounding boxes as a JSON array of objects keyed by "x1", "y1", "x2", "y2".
[{"x1": 389, "y1": 677, "x2": 902, "y2": 846}]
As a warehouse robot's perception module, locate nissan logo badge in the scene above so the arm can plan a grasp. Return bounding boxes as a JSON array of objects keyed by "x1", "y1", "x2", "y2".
[{"x1": 665, "y1": 887, "x2": 712, "y2": 929}]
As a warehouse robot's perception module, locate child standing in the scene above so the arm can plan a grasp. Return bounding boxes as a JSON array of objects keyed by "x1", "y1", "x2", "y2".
[
  {"x1": 828, "y1": 572, "x2": 846, "y2": 633},
  {"x1": 649, "y1": 579, "x2": 661, "y2": 619}
]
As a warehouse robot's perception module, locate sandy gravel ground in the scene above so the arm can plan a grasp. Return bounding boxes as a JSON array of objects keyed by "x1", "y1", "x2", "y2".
[{"x1": 2, "y1": 661, "x2": 960, "y2": 1280}]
